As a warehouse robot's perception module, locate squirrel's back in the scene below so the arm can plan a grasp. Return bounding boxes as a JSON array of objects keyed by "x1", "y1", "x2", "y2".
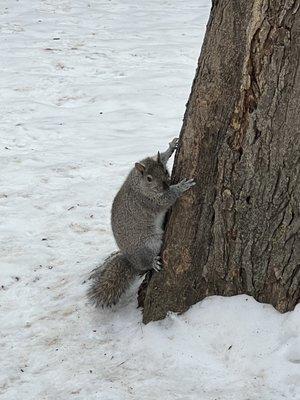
[{"x1": 111, "y1": 157, "x2": 168, "y2": 256}]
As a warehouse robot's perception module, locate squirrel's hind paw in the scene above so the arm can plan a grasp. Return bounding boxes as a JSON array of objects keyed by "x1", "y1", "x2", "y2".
[{"x1": 153, "y1": 256, "x2": 163, "y2": 272}]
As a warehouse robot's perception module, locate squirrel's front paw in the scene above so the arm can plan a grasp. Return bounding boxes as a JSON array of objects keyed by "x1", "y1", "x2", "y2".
[
  {"x1": 152, "y1": 256, "x2": 163, "y2": 272},
  {"x1": 169, "y1": 137, "x2": 179, "y2": 151},
  {"x1": 176, "y1": 178, "x2": 196, "y2": 193}
]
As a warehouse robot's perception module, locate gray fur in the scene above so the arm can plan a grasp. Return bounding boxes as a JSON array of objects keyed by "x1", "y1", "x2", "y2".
[
  {"x1": 87, "y1": 252, "x2": 136, "y2": 307},
  {"x1": 87, "y1": 138, "x2": 195, "y2": 307}
]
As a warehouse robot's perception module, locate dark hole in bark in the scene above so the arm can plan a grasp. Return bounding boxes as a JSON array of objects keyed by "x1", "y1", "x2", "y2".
[
  {"x1": 246, "y1": 195, "x2": 251, "y2": 204},
  {"x1": 253, "y1": 121, "x2": 262, "y2": 144},
  {"x1": 238, "y1": 147, "x2": 243, "y2": 160}
]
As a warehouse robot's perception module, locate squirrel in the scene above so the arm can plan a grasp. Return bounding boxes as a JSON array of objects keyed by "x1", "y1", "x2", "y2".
[{"x1": 87, "y1": 138, "x2": 195, "y2": 307}]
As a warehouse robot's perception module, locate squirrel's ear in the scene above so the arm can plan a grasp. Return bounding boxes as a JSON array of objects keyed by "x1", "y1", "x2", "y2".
[
  {"x1": 157, "y1": 151, "x2": 162, "y2": 164},
  {"x1": 135, "y1": 162, "x2": 145, "y2": 174}
]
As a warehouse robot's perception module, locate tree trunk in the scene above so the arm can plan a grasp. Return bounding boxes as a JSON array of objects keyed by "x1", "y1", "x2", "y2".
[{"x1": 140, "y1": 0, "x2": 300, "y2": 324}]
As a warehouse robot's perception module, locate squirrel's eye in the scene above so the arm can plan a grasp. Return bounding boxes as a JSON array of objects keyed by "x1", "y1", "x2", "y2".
[{"x1": 147, "y1": 175, "x2": 152, "y2": 182}]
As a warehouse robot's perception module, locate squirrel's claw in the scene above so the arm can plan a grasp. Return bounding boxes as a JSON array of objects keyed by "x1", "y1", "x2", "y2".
[
  {"x1": 177, "y1": 177, "x2": 196, "y2": 193},
  {"x1": 153, "y1": 256, "x2": 163, "y2": 272},
  {"x1": 169, "y1": 137, "x2": 179, "y2": 151}
]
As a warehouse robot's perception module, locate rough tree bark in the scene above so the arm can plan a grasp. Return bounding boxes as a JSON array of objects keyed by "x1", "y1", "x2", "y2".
[{"x1": 140, "y1": 0, "x2": 300, "y2": 323}]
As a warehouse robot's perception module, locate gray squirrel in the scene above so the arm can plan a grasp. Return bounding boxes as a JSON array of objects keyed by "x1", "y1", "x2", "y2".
[{"x1": 87, "y1": 138, "x2": 195, "y2": 307}]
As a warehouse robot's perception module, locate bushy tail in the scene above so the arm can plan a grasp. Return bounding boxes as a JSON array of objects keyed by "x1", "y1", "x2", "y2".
[{"x1": 87, "y1": 251, "x2": 137, "y2": 307}]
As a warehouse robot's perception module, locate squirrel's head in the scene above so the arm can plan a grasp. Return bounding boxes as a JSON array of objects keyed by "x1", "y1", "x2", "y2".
[{"x1": 134, "y1": 153, "x2": 170, "y2": 194}]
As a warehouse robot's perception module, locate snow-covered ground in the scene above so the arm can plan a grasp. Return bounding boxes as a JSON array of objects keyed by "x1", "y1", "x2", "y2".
[{"x1": 1, "y1": 1, "x2": 299, "y2": 399}]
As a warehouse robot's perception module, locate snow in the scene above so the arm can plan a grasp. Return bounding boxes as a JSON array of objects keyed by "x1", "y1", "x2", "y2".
[{"x1": 1, "y1": 0, "x2": 299, "y2": 399}]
